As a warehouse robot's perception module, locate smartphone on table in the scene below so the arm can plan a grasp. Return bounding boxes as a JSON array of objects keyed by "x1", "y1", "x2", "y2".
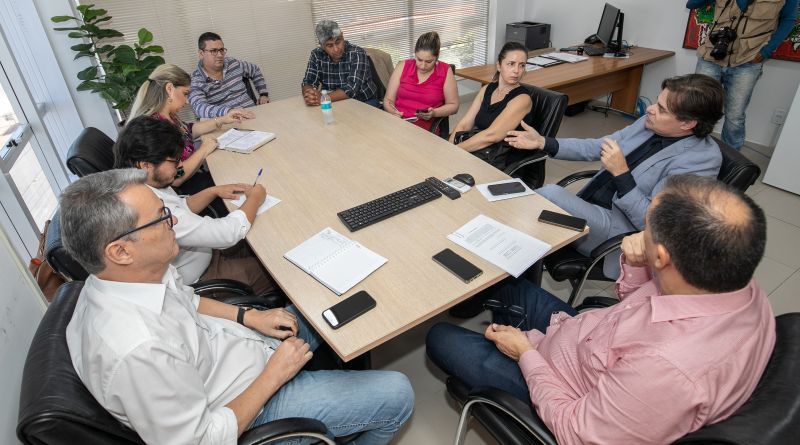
[
  {"x1": 487, "y1": 181, "x2": 526, "y2": 196},
  {"x1": 322, "y1": 290, "x2": 376, "y2": 329},
  {"x1": 538, "y1": 210, "x2": 587, "y2": 232},
  {"x1": 432, "y1": 248, "x2": 483, "y2": 283}
]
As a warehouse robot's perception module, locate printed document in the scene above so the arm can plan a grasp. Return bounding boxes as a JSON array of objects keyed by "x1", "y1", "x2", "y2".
[
  {"x1": 448, "y1": 215, "x2": 551, "y2": 278},
  {"x1": 284, "y1": 227, "x2": 387, "y2": 295}
]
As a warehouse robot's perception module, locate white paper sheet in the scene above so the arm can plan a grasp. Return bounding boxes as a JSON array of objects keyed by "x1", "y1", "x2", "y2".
[{"x1": 230, "y1": 194, "x2": 281, "y2": 215}]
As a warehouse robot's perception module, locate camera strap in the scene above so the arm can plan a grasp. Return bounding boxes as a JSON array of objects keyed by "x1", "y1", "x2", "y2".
[{"x1": 709, "y1": 0, "x2": 736, "y2": 35}]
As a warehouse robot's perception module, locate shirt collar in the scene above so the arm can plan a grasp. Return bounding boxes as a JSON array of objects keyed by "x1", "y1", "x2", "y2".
[
  {"x1": 86, "y1": 267, "x2": 182, "y2": 314},
  {"x1": 650, "y1": 279, "x2": 758, "y2": 323},
  {"x1": 198, "y1": 58, "x2": 229, "y2": 81}
]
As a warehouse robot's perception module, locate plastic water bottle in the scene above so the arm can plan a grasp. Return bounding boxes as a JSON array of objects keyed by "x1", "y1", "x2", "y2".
[{"x1": 320, "y1": 89, "x2": 334, "y2": 125}]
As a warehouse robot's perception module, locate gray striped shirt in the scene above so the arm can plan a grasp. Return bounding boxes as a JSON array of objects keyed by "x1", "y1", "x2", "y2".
[{"x1": 190, "y1": 57, "x2": 268, "y2": 118}]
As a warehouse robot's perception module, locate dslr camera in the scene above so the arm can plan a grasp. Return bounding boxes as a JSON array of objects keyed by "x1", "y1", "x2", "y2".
[{"x1": 709, "y1": 27, "x2": 737, "y2": 60}]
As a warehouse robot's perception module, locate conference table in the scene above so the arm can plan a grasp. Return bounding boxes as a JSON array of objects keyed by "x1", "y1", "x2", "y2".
[
  {"x1": 456, "y1": 46, "x2": 674, "y2": 114},
  {"x1": 207, "y1": 98, "x2": 586, "y2": 361}
]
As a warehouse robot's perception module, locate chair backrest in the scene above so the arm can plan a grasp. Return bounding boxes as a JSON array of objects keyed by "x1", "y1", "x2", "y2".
[
  {"x1": 66, "y1": 127, "x2": 116, "y2": 177},
  {"x1": 45, "y1": 210, "x2": 89, "y2": 282},
  {"x1": 17, "y1": 281, "x2": 146, "y2": 445},
  {"x1": 523, "y1": 85, "x2": 568, "y2": 138},
  {"x1": 713, "y1": 137, "x2": 761, "y2": 192},
  {"x1": 363, "y1": 47, "x2": 393, "y2": 88},
  {"x1": 366, "y1": 55, "x2": 386, "y2": 102},
  {"x1": 675, "y1": 312, "x2": 800, "y2": 444}
]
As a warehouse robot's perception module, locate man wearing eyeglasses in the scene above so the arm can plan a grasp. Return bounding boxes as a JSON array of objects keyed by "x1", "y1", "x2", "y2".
[
  {"x1": 114, "y1": 116, "x2": 274, "y2": 296},
  {"x1": 190, "y1": 32, "x2": 271, "y2": 118},
  {"x1": 427, "y1": 174, "x2": 775, "y2": 444},
  {"x1": 60, "y1": 168, "x2": 414, "y2": 444}
]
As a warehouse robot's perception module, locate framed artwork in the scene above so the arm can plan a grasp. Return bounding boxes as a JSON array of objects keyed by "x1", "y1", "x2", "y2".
[{"x1": 683, "y1": 4, "x2": 800, "y2": 62}]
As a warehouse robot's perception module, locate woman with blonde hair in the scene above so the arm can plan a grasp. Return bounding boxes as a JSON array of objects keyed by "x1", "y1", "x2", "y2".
[
  {"x1": 383, "y1": 31, "x2": 458, "y2": 134},
  {"x1": 128, "y1": 64, "x2": 253, "y2": 189}
]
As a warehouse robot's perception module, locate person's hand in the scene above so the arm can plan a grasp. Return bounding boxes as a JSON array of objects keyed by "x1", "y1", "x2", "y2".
[
  {"x1": 751, "y1": 53, "x2": 765, "y2": 64},
  {"x1": 214, "y1": 183, "x2": 251, "y2": 200},
  {"x1": 416, "y1": 107, "x2": 435, "y2": 121},
  {"x1": 600, "y1": 138, "x2": 628, "y2": 176},
  {"x1": 505, "y1": 121, "x2": 545, "y2": 150},
  {"x1": 199, "y1": 134, "x2": 218, "y2": 156},
  {"x1": 263, "y1": 337, "x2": 312, "y2": 385},
  {"x1": 484, "y1": 324, "x2": 534, "y2": 361},
  {"x1": 302, "y1": 86, "x2": 321, "y2": 106},
  {"x1": 244, "y1": 183, "x2": 267, "y2": 203},
  {"x1": 621, "y1": 232, "x2": 647, "y2": 267},
  {"x1": 258, "y1": 95, "x2": 270, "y2": 105},
  {"x1": 245, "y1": 307, "x2": 298, "y2": 339},
  {"x1": 223, "y1": 108, "x2": 255, "y2": 124},
  {"x1": 386, "y1": 103, "x2": 403, "y2": 118}
]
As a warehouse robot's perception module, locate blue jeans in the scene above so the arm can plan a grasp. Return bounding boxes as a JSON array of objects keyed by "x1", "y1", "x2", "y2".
[
  {"x1": 695, "y1": 58, "x2": 763, "y2": 150},
  {"x1": 425, "y1": 280, "x2": 578, "y2": 403},
  {"x1": 363, "y1": 98, "x2": 381, "y2": 108},
  {"x1": 252, "y1": 306, "x2": 414, "y2": 444}
]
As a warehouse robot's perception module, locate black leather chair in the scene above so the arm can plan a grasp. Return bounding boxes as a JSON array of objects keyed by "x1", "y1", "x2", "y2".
[
  {"x1": 543, "y1": 137, "x2": 762, "y2": 306},
  {"x1": 429, "y1": 64, "x2": 458, "y2": 139},
  {"x1": 17, "y1": 281, "x2": 335, "y2": 445},
  {"x1": 66, "y1": 127, "x2": 116, "y2": 177},
  {"x1": 447, "y1": 312, "x2": 800, "y2": 445},
  {"x1": 366, "y1": 55, "x2": 386, "y2": 106}
]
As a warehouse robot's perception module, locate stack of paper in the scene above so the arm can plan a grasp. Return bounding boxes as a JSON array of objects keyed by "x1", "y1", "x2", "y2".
[
  {"x1": 284, "y1": 227, "x2": 387, "y2": 295},
  {"x1": 448, "y1": 215, "x2": 551, "y2": 278},
  {"x1": 542, "y1": 52, "x2": 589, "y2": 63},
  {"x1": 217, "y1": 128, "x2": 276, "y2": 154}
]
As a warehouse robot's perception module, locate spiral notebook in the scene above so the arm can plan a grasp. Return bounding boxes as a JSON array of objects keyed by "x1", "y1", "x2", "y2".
[
  {"x1": 284, "y1": 227, "x2": 387, "y2": 295},
  {"x1": 217, "y1": 128, "x2": 276, "y2": 153}
]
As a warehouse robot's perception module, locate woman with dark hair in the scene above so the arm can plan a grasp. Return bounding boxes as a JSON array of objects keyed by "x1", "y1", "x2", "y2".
[
  {"x1": 383, "y1": 32, "x2": 459, "y2": 134},
  {"x1": 450, "y1": 41, "x2": 532, "y2": 169}
]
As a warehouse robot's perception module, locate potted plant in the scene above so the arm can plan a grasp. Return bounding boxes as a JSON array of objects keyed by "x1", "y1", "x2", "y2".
[{"x1": 51, "y1": 4, "x2": 165, "y2": 116}]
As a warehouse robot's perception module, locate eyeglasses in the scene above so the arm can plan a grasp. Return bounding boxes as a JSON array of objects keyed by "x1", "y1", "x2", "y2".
[
  {"x1": 202, "y1": 48, "x2": 227, "y2": 56},
  {"x1": 111, "y1": 206, "x2": 173, "y2": 242},
  {"x1": 483, "y1": 299, "x2": 527, "y2": 329},
  {"x1": 163, "y1": 158, "x2": 185, "y2": 178}
]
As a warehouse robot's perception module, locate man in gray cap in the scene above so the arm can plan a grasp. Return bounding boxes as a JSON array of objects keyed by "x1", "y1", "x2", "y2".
[{"x1": 301, "y1": 20, "x2": 379, "y2": 107}]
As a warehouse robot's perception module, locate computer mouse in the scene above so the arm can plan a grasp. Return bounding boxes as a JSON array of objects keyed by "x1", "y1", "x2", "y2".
[{"x1": 453, "y1": 173, "x2": 475, "y2": 187}]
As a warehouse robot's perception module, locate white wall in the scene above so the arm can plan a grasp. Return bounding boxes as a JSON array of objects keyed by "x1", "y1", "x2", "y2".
[
  {"x1": 522, "y1": 0, "x2": 800, "y2": 148},
  {"x1": 32, "y1": 0, "x2": 119, "y2": 138},
  {"x1": 0, "y1": 225, "x2": 47, "y2": 445},
  {"x1": 764, "y1": 84, "x2": 800, "y2": 194}
]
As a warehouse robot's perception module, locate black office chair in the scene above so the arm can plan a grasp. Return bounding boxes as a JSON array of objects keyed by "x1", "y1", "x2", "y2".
[
  {"x1": 429, "y1": 64, "x2": 458, "y2": 139},
  {"x1": 543, "y1": 137, "x2": 762, "y2": 306},
  {"x1": 446, "y1": 312, "x2": 800, "y2": 445},
  {"x1": 66, "y1": 127, "x2": 116, "y2": 177},
  {"x1": 16, "y1": 281, "x2": 335, "y2": 445},
  {"x1": 366, "y1": 55, "x2": 386, "y2": 106}
]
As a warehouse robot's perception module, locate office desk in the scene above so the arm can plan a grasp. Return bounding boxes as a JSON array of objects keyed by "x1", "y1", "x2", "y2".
[
  {"x1": 456, "y1": 47, "x2": 674, "y2": 114},
  {"x1": 207, "y1": 98, "x2": 586, "y2": 361}
]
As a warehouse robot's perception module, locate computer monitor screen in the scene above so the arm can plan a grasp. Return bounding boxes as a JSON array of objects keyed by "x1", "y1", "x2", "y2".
[{"x1": 596, "y1": 3, "x2": 621, "y2": 47}]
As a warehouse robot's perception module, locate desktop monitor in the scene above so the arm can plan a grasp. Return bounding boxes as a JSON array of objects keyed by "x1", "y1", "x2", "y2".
[{"x1": 596, "y1": 3, "x2": 622, "y2": 50}]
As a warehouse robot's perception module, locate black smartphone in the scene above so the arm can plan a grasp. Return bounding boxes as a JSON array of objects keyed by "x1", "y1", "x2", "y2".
[
  {"x1": 488, "y1": 181, "x2": 526, "y2": 196},
  {"x1": 322, "y1": 290, "x2": 376, "y2": 329},
  {"x1": 416, "y1": 108, "x2": 428, "y2": 114},
  {"x1": 432, "y1": 248, "x2": 483, "y2": 283},
  {"x1": 538, "y1": 210, "x2": 587, "y2": 232}
]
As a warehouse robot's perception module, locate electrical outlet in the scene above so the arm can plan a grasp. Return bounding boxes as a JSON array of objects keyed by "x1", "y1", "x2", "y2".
[{"x1": 771, "y1": 108, "x2": 787, "y2": 125}]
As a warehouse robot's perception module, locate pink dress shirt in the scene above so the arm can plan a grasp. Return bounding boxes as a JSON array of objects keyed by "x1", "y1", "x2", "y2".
[
  {"x1": 519, "y1": 259, "x2": 776, "y2": 444},
  {"x1": 394, "y1": 59, "x2": 448, "y2": 132}
]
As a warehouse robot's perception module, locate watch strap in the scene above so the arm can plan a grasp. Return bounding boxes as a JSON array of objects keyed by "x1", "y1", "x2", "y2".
[{"x1": 237, "y1": 306, "x2": 249, "y2": 326}]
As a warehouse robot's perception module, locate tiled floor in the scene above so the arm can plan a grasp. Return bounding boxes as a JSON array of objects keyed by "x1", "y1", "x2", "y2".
[{"x1": 372, "y1": 102, "x2": 800, "y2": 445}]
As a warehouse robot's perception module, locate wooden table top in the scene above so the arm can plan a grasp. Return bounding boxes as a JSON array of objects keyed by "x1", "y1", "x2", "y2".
[
  {"x1": 207, "y1": 97, "x2": 586, "y2": 360},
  {"x1": 456, "y1": 46, "x2": 674, "y2": 88}
]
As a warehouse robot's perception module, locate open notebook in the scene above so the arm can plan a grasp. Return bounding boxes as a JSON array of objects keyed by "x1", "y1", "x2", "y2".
[
  {"x1": 284, "y1": 227, "x2": 387, "y2": 295},
  {"x1": 217, "y1": 128, "x2": 276, "y2": 153}
]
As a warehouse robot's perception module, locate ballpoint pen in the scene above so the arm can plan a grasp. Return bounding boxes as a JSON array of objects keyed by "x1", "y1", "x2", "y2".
[{"x1": 253, "y1": 168, "x2": 263, "y2": 186}]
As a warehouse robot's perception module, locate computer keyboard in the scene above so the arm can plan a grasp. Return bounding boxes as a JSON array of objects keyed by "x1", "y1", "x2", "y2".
[{"x1": 337, "y1": 181, "x2": 442, "y2": 232}]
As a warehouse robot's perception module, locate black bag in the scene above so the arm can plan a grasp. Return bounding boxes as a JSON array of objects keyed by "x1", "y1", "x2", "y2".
[{"x1": 454, "y1": 130, "x2": 512, "y2": 171}]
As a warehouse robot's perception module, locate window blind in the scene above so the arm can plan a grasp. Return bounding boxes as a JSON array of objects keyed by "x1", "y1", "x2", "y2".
[{"x1": 79, "y1": 0, "x2": 488, "y2": 106}]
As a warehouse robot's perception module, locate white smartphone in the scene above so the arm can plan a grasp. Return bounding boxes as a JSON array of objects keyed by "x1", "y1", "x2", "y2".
[
  {"x1": 443, "y1": 177, "x2": 471, "y2": 193},
  {"x1": 404, "y1": 116, "x2": 419, "y2": 123}
]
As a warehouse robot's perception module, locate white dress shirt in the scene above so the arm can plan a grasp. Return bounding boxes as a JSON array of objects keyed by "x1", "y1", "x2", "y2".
[
  {"x1": 66, "y1": 267, "x2": 279, "y2": 445},
  {"x1": 149, "y1": 186, "x2": 251, "y2": 284}
]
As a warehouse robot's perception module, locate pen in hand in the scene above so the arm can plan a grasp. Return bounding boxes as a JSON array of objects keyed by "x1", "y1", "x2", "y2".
[{"x1": 253, "y1": 168, "x2": 263, "y2": 186}]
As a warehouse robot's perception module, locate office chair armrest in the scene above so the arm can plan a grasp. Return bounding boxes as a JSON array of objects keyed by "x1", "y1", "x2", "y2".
[
  {"x1": 238, "y1": 417, "x2": 334, "y2": 445},
  {"x1": 465, "y1": 386, "x2": 557, "y2": 445},
  {"x1": 430, "y1": 116, "x2": 446, "y2": 137},
  {"x1": 190, "y1": 279, "x2": 253, "y2": 296},
  {"x1": 504, "y1": 151, "x2": 548, "y2": 177},
  {"x1": 556, "y1": 170, "x2": 598, "y2": 188},
  {"x1": 588, "y1": 231, "x2": 639, "y2": 259},
  {"x1": 218, "y1": 292, "x2": 286, "y2": 310}
]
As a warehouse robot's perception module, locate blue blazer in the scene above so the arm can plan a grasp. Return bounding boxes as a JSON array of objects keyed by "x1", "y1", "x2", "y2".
[{"x1": 556, "y1": 116, "x2": 722, "y2": 275}]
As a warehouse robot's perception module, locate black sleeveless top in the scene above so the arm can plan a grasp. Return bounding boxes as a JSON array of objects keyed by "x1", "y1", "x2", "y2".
[{"x1": 474, "y1": 82, "x2": 529, "y2": 131}]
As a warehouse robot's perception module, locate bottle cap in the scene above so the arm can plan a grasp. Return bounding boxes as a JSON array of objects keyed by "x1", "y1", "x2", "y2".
[{"x1": 321, "y1": 89, "x2": 328, "y2": 94}]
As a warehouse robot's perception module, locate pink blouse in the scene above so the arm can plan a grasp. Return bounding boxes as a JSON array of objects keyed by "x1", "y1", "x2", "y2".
[{"x1": 394, "y1": 59, "x2": 448, "y2": 131}]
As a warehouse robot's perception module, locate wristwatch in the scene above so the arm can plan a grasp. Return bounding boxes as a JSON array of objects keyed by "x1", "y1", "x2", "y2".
[{"x1": 236, "y1": 306, "x2": 253, "y2": 326}]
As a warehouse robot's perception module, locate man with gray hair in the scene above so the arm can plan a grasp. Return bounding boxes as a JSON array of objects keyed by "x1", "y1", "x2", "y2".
[
  {"x1": 61, "y1": 169, "x2": 414, "y2": 444},
  {"x1": 301, "y1": 20, "x2": 378, "y2": 107}
]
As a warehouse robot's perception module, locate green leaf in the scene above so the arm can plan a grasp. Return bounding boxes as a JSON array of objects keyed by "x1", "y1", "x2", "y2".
[
  {"x1": 96, "y1": 44, "x2": 114, "y2": 54},
  {"x1": 70, "y1": 43, "x2": 93, "y2": 52},
  {"x1": 141, "y1": 55, "x2": 165, "y2": 69},
  {"x1": 83, "y1": 24, "x2": 101, "y2": 35},
  {"x1": 76, "y1": 80, "x2": 101, "y2": 92},
  {"x1": 83, "y1": 8, "x2": 107, "y2": 23},
  {"x1": 76, "y1": 4, "x2": 93, "y2": 15},
  {"x1": 142, "y1": 45, "x2": 164, "y2": 54},
  {"x1": 73, "y1": 50, "x2": 94, "y2": 60},
  {"x1": 121, "y1": 65, "x2": 140, "y2": 76},
  {"x1": 50, "y1": 16, "x2": 77, "y2": 23},
  {"x1": 77, "y1": 66, "x2": 99, "y2": 80},
  {"x1": 95, "y1": 28, "x2": 124, "y2": 39},
  {"x1": 53, "y1": 27, "x2": 83, "y2": 31},
  {"x1": 93, "y1": 16, "x2": 112, "y2": 24},
  {"x1": 138, "y1": 28, "x2": 153, "y2": 44},
  {"x1": 112, "y1": 45, "x2": 137, "y2": 64},
  {"x1": 67, "y1": 31, "x2": 91, "y2": 38}
]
